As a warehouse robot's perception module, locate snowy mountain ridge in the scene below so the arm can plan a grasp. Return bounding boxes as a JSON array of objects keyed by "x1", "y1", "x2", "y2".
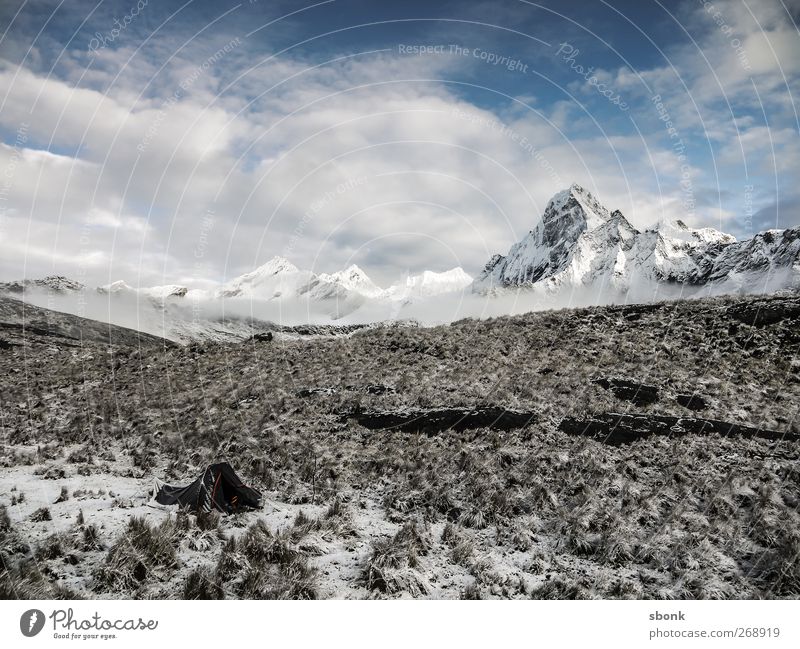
[
  {"x1": 2, "y1": 183, "x2": 799, "y2": 342},
  {"x1": 474, "y1": 183, "x2": 800, "y2": 295}
]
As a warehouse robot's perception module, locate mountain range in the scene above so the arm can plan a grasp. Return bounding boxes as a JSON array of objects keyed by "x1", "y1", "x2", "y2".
[
  {"x1": 474, "y1": 184, "x2": 799, "y2": 296},
  {"x1": 1, "y1": 184, "x2": 798, "y2": 341}
]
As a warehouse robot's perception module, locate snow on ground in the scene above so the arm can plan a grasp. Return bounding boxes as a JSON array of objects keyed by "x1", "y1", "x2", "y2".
[{"x1": 1, "y1": 446, "x2": 492, "y2": 599}]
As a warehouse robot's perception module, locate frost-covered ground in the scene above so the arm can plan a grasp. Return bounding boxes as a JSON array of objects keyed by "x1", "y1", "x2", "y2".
[{"x1": 1, "y1": 292, "x2": 798, "y2": 599}]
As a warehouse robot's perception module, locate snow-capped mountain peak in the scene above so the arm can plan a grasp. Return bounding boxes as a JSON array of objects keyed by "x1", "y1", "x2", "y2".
[
  {"x1": 216, "y1": 256, "x2": 304, "y2": 299},
  {"x1": 544, "y1": 183, "x2": 612, "y2": 234},
  {"x1": 244, "y1": 256, "x2": 299, "y2": 278},
  {"x1": 653, "y1": 218, "x2": 736, "y2": 246},
  {"x1": 97, "y1": 280, "x2": 189, "y2": 299},
  {"x1": 98, "y1": 280, "x2": 135, "y2": 294},
  {"x1": 475, "y1": 185, "x2": 630, "y2": 291},
  {"x1": 475, "y1": 184, "x2": 800, "y2": 295},
  {"x1": 386, "y1": 267, "x2": 473, "y2": 300},
  {"x1": 317, "y1": 264, "x2": 385, "y2": 298}
]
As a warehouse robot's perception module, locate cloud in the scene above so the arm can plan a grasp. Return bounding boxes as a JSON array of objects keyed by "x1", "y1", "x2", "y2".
[{"x1": 0, "y1": 0, "x2": 797, "y2": 289}]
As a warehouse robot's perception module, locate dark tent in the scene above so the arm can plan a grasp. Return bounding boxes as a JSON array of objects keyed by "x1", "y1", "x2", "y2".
[{"x1": 152, "y1": 462, "x2": 262, "y2": 514}]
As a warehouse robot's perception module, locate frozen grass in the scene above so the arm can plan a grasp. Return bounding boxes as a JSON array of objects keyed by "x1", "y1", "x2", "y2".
[
  {"x1": 0, "y1": 292, "x2": 798, "y2": 598},
  {"x1": 93, "y1": 516, "x2": 180, "y2": 593},
  {"x1": 362, "y1": 521, "x2": 432, "y2": 596}
]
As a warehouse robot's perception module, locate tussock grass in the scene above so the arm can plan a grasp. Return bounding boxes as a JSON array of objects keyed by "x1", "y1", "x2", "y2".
[
  {"x1": 0, "y1": 505, "x2": 9, "y2": 532},
  {"x1": 2, "y1": 293, "x2": 799, "y2": 599},
  {"x1": 362, "y1": 521, "x2": 432, "y2": 596},
  {"x1": 212, "y1": 520, "x2": 318, "y2": 600},
  {"x1": 93, "y1": 516, "x2": 179, "y2": 593},
  {"x1": 29, "y1": 507, "x2": 51, "y2": 522},
  {"x1": 183, "y1": 565, "x2": 224, "y2": 600}
]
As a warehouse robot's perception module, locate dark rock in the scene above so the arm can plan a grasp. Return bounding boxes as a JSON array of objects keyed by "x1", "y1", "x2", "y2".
[
  {"x1": 284, "y1": 323, "x2": 368, "y2": 336},
  {"x1": 676, "y1": 394, "x2": 708, "y2": 411},
  {"x1": 592, "y1": 377, "x2": 659, "y2": 405},
  {"x1": 250, "y1": 332, "x2": 273, "y2": 343},
  {"x1": 296, "y1": 387, "x2": 337, "y2": 398},
  {"x1": 364, "y1": 384, "x2": 395, "y2": 395},
  {"x1": 343, "y1": 407, "x2": 538, "y2": 433},
  {"x1": 727, "y1": 299, "x2": 800, "y2": 327},
  {"x1": 559, "y1": 413, "x2": 794, "y2": 445}
]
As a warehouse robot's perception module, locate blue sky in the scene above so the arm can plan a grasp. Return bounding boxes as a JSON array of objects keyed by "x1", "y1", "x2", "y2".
[{"x1": 0, "y1": 0, "x2": 798, "y2": 286}]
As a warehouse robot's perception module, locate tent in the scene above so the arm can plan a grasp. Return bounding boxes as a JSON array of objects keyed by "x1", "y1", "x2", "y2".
[{"x1": 152, "y1": 462, "x2": 262, "y2": 514}]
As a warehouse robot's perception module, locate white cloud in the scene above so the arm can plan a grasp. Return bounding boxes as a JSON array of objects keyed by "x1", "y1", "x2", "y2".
[{"x1": 0, "y1": 0, "x2": 797, "y2": 287}]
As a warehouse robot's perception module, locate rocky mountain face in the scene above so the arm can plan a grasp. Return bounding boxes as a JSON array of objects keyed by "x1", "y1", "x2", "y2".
[
  {"x1": 0, "y1": 275, "x2": 85, "y2": 294},
  {"x1": 474, "y1": 184, "x2": 800, "y2": 295}
]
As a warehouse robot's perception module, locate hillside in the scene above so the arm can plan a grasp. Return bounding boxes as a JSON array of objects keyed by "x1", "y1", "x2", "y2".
[
  {"x1": 0, "y1": 295, "x2": 174, "y2": 349},
  {"x1": 1, "y1": 292, "x2": 798, "y2": 599}
]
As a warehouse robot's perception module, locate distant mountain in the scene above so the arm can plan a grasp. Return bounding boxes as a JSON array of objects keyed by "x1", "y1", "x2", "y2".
[
  {"x1": 385, "y1": 268, "x2": 474, "y2": 301},
  {"x1": 219, "y1": 258, "x2": 473, "y2": 306},
  {"x1": 474, "y1": 184, "x2": 800, "y2": 296},
  {"x1": 98, "y1": 280, "x2": 189, "y2": 300},
  {"x1": 0, "y1": 259, "x2": 473, "y2": 341},
  {"x1": 0, "y1": 275, "x2": 84, "y2": 294},
  {"x1": 299, "y1": 264, "x2": 385, "y2": 301},
  {"x1": 215, "y1": 256, "x2": 313, "y2": 299},
  {"x1": 3, "y1": 182, "x2": 798, "y2": 340}
]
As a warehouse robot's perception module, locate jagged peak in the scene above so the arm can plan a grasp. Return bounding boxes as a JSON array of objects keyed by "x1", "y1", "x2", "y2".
[
  {"x1": 333, "y1": 264, "x2": 370, "y2": 280},
  {"x1": 652, "y1": 218, "x2": 736, "y2": 245},
  {"x1": 252, "y1": 256, "x2": 298, "y2": 275},
  {"x1": 542, "y1": 184, "x2": 611, "y2": 233},
  {"x1": 0, "y1": 275, "x2": 85, "y2": 294},
  {"x1": 98, "y1": 279, "x2": 134, "y2": 293}
]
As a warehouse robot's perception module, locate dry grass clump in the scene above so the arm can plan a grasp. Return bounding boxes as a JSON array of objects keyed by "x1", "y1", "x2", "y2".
[
  {"x1": 441, "y1": 522, "x2": 474, "y2": 568},
  {"x1": 210, "y1": 519, "x2": 318, "y2": 599},
  {"x1": 289, "y1": 497, "x2": 356, "y2": 546},
  {"x1": 531, "y1": 575, "x2": 594, "y2": 600},
  {"x1": 362, "y1": 521, "x2": 432, "y2": 596},
  {"x1": 173, "y1": 509, "x2": 224, "y2": 552},
  {"x1": 0, "y1": 504, "x2": 9, "y2": 532},
  {"x1": 0, "y1": 504, "x2": 81, "y2": 599},
  {"x1": 93, "y1": 516, "x2": 179, "y2": 593},
  {"x1": 182, "y1": 565, "x2": 224, "y2": 600},
  {"x1": 461, "y1": 580, "x2": 482, "y2": 599},
  {"x1": 35, "y1": 533, "x2": 65, "y2": 561},
  {"x1": 29, "y1": 507, "x2": 52, "y2": 522}
]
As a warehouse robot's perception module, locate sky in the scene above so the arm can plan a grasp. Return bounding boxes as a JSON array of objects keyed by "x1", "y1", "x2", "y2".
[{"x1": 0, "y1": 0, "x2": 798, "y2": 288}]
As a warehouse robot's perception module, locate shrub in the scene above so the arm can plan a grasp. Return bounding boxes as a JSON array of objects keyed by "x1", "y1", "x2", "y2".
[{"x1": 55, "y1": 486, "x2": 69, "y2": 503}]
